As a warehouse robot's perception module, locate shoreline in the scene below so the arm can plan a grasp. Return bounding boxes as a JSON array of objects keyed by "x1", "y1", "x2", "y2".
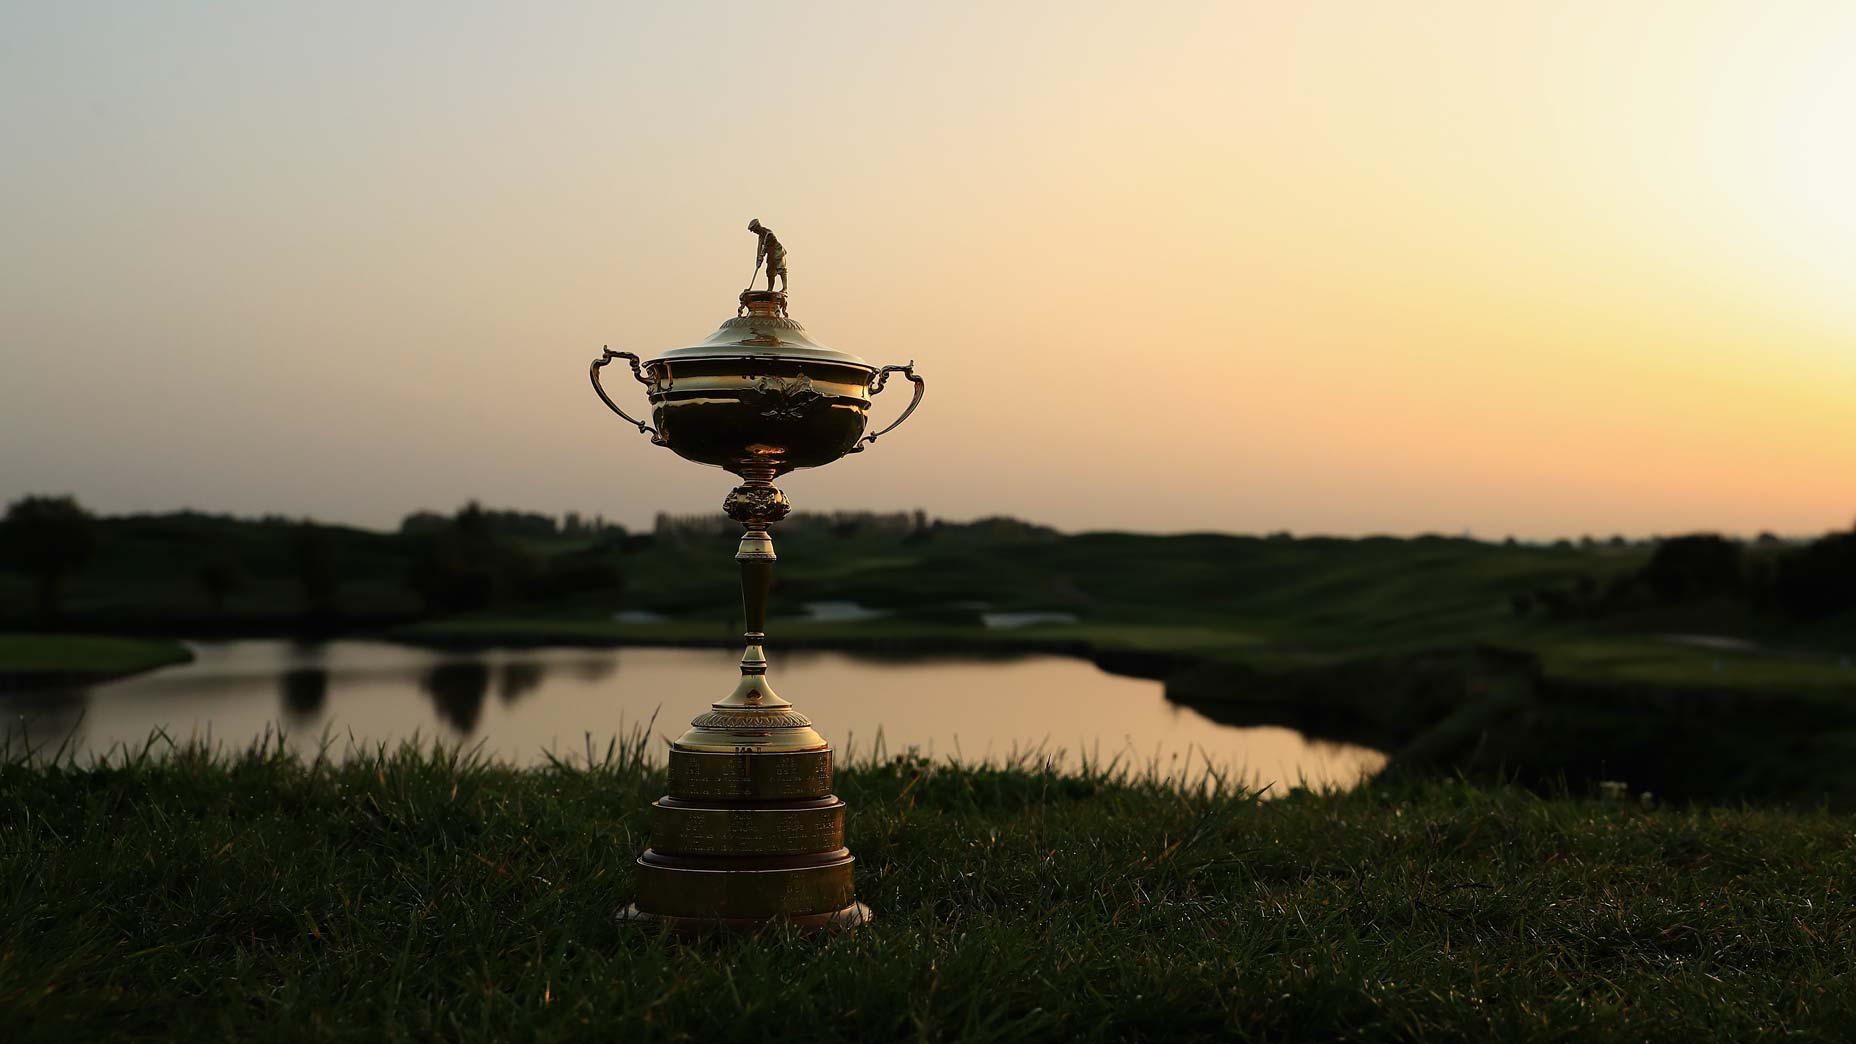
[
  {"x1": 11, "y1": 624, "x2": 1856, "y2": 804},
  {"x1": 0, "y1": 635, "x2": 195, "y2": 695},
  {"x1": 394, "y1": 625, "x2": 1193, "y2": 681}
]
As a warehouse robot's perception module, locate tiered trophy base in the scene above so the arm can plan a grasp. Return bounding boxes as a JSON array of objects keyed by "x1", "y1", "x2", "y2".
[
  {"x1": 620, "y1": 901, "x2": 872, "y2": 934},
  {"x1": 624, "y1": 746, "x2": 871, "y2": 933}
]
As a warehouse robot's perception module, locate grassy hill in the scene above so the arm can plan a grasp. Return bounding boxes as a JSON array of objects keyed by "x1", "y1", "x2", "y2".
[{"x1": 7, "y1": 508, "x2": 1846, "y2": 666}]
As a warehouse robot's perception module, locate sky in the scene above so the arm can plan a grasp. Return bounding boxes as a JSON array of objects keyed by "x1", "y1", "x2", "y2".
[{"x1": 3, "y1": 1, "x2": 1852, "y2": 539}]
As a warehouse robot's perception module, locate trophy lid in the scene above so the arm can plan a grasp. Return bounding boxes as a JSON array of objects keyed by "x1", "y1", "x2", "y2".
[{"x1": 648, "y1": 291, "x2": 873, "y2": 371}]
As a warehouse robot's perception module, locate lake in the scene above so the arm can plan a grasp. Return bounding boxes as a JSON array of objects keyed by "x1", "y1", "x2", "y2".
[{"x1": 1, "y1": 641, "x2": 1386, "y2": 790}]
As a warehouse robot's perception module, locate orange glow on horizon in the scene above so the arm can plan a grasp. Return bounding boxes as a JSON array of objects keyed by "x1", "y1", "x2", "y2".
[{"x1": 1, "y1": 2, "x2": 1851, "y2": 538}]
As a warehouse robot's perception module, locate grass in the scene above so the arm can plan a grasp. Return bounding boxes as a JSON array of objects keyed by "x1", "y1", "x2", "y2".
[
  {"x1": 4, "y1": 734, "x2": 1855, "y2": 1041},
  {"x1": 0, "y1": 634, "x2": 191, "y2": 676},
  {"x1": 1533, "y1": 639, "x2": 1856, "y2": 695}
]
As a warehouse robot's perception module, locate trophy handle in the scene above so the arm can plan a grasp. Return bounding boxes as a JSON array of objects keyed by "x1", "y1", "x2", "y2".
[
  {"x1": 851, "y1": 362, "x2": 924, "y2": 451},
  {"x1": 590, "y1": 347, "x2": 666, "y2": 445}
]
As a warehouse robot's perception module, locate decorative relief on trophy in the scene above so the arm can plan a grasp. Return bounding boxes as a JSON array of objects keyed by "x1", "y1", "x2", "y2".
[
  {"x1": 753, "y1": 374, "x2": 824, "y2": 421},
  {"x1": 723, "y1": 485, "x2": 791, "y2": 527},
  {"x1": 589, "y1": 222, "x2": 926, "y2": 931}
]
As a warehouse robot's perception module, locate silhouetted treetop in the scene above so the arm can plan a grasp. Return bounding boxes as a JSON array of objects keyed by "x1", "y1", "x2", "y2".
[
  {"x1": 1641, "y1": 534, "x2": 1743, "y2": 603},
  {"x1": 1, "y1": 494, "x2": 96, "y2": 619}
]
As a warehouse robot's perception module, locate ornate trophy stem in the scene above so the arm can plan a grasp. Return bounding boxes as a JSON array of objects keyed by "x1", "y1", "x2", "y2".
[
  {"x1": 626, "y1": 471, "x2": 867, "y2": 932},
  {"x1": 730, "y1": 469, "x2": 782, "y2": 682},
  {"x1": 737, "y1": 529, "x2": 772, "y2": 678},
  {"x1": 663, "y1": 473, "x2": 826, "y2": 753}
]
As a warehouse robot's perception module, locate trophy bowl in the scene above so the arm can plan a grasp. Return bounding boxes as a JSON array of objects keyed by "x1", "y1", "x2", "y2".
[
  {"x1": 591, "y1": 290, "x2": 922, "y2": 479},
  {"x1": 590, "y1": 279, "x2": 924, "y2": 933}
]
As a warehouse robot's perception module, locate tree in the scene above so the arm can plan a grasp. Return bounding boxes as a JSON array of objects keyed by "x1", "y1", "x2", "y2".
[
  {"x1": 403, "y1": 504, "x2": 541, "y2": 614},
  {"x1": 1641, "y1": 534, "x2": 1742, "y2": 603},
  {"x1": 196, "y1": 559, "x2": 241, "y2": 614},
  {"x1": 398, "y1": 511, "x2": 448, "y2": 536},
  {"x1": 290, "y1": 523, "x2": 338, "y2": 614},
  {"x1": 1772, "y1": 527, "x2": 1856, "y2": 619},
  {"x1": 1, "y1": 495, "x2": 97, "y2": 619}
]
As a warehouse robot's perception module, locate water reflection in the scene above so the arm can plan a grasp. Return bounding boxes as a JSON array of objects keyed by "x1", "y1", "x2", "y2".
[
  {"x1": 279, "y1": 668, "x2": 328, "y2": 723},
  {"x1": 0, "y1": 687, "x2": 87, "y2": 752},
  {"x1": 4, "y1": 641, "x2": 1388, "y2": 787},
  {"x1": 497, "y1": 661, "x2": 546, "y2": 705},
  {"x1": 565, "y1": 656, "x2": 617, "y2": 684},
  {"x1": 421, "y1": 661, "x2": 491, "y2": 734}
]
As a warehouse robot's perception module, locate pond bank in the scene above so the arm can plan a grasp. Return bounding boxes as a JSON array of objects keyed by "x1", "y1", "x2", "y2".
[
  {"x1": 405, "y1": 624, "x2": 1196, "y2": 675},
  {"x1": 0, "y1": 635, "x2": 193, "y2": 693},
  {"x1": 397, "y1": 623, "x2": 1856, "y2": 804},
  {"x1": 1165, "y1": 643, "x2": 1856, "y2": 806}
]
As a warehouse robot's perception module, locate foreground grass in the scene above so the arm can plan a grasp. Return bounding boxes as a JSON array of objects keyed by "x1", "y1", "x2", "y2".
[
  {"x1": 3, "y1": 739, "x2": 1854, "y2": 1041},
  {"x1": 0, "y1": 634, "x2": 191, "y2": 676}
]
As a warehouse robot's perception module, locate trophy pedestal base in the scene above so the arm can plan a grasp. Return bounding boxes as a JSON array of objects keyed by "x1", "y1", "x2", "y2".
[
  {"x1": 620, "y1": 901, "x2": 872, "y2": 935},
  {"x1": 626, "y1": 746, "x2": 869, "y2": 932}
]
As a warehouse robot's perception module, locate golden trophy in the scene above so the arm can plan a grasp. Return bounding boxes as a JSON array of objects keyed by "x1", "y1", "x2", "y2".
[{"x1": 590, "y1": 222, "x2": 923, "y2": 930}]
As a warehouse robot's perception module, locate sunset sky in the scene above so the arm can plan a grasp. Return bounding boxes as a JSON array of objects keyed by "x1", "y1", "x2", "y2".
[{"x1": 4, "y1": 2, "x2": 1852, "y2": 538}]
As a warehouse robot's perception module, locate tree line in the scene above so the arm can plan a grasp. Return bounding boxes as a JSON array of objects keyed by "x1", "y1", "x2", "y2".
[
  {"x1": 0, "y1": 496, "x2": 631, "y2": 623},
  {"x1": 1510, "y1": 526, "x2": 1856, "y2": 622},
  {"x1": 5, "y1": 493, "x2": 1854, "y2": 629}
]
